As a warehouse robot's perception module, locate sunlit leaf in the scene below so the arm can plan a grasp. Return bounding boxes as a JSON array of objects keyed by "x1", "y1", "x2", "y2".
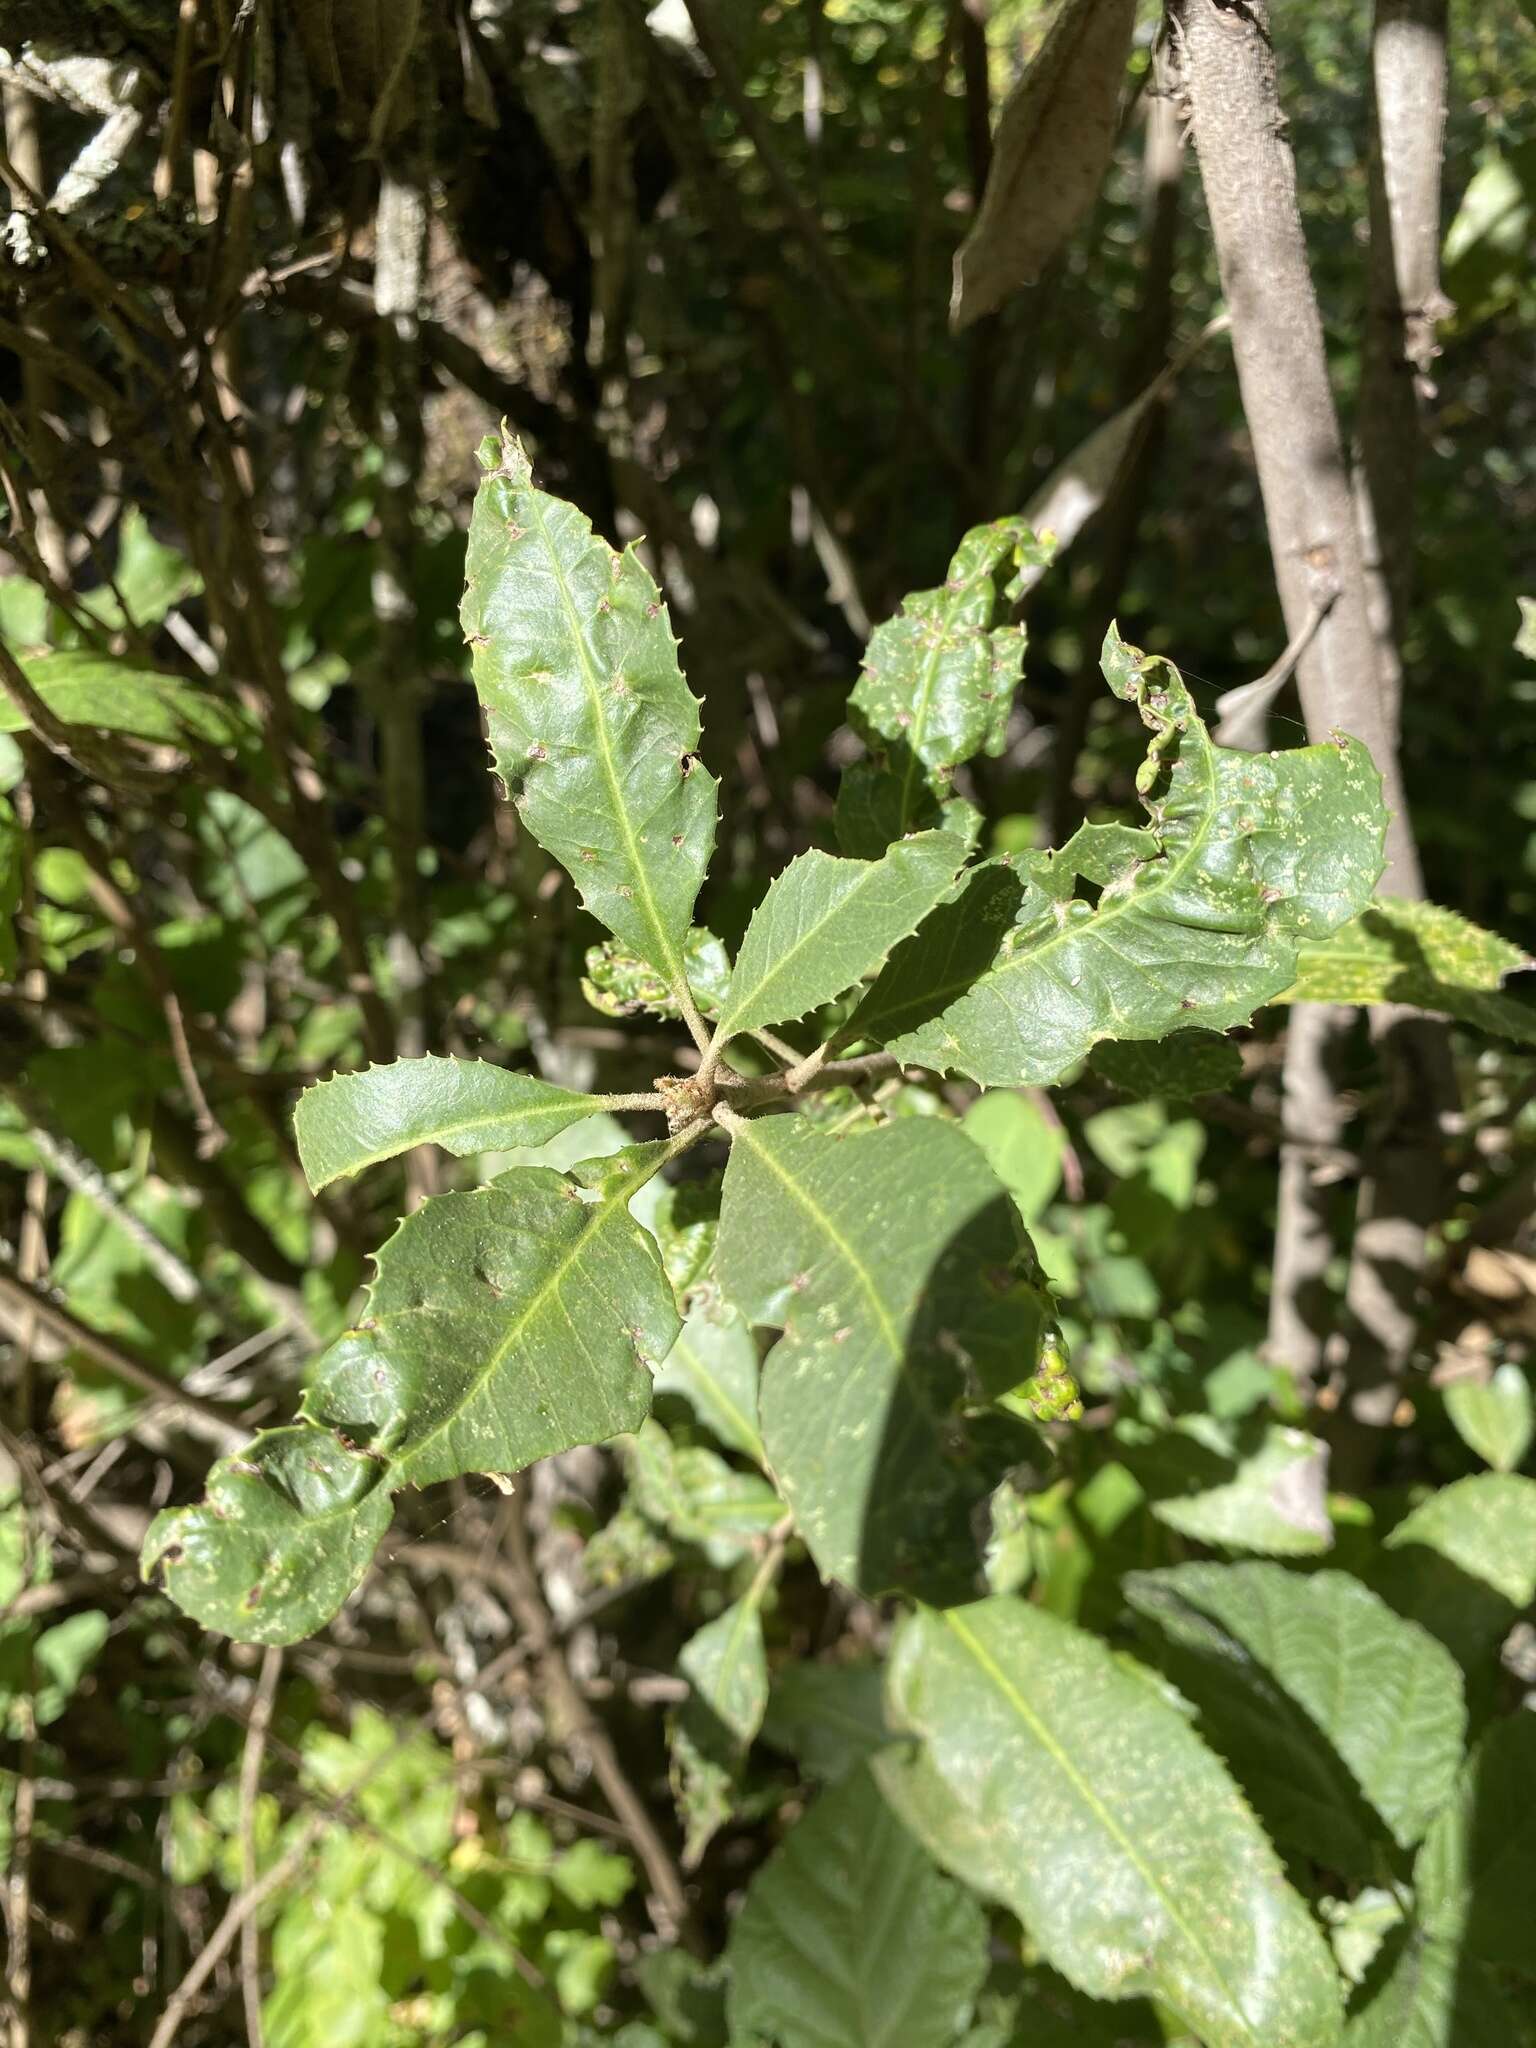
[
  {"x1": 293, "y1": 1055, "x2": 604, "y2": 1190},
  {"x1": 853, "y1": 627, "x2": 1385, "y2": 1086},
  {"x1": 461, "y1": 429, "x2": 718, "y2": 991},
  {"x1": 1384, "y1": 1472, "x2": 1536, "y2": 1606},
  {"x1": 1444, "y1": 1365, "x2": 1534, "y2": 1474},
  {"x1": 0, "y1": 651, "x2": 242, "y2": 745},
  {"x1": 714, "y1": 832, "x2": 966, "y2": 1041},
  {"x1": 878, "y1": 1598, "x2": 1344, "y2": 2048},
  {"x1": 1282, "y1": 898, "x2": 1535, "y2": 1043},
  {"x1": 1125, "y1": 1563, "x2": 1466, "y2": 1856},
  {"x1": 671, "y1": 1594, "x2": 769, "y2": 1865},
  {"x1": 835, "y1": 517, "x2": 1053, "y2": 855},
  {"x1": 143, "y1": 1161, "x2": 678, "y2": 1642}
]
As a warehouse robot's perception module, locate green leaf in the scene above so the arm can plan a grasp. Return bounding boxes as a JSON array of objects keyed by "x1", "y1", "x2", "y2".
[
  {"x1": 143, "y1": 1164, "x2": 678, "y2": 1642},
  {"x1": 82, "y1": 506, "x2": 201, "y2": 629},
  {"x1": 1341, "y1": 1716, "x2": 1536, "y2": 2044},
  {"x1": 1341, "y1": 1930, "x2": 1524, "y2": 2047},
  {"x1": 1384, "y1": 1473, "x2": 1536, "y2": 1606},
  {"x1": 461, "y1": 430, "x2": 717, "y2": 989},
  {"x1": 582, "y1": 928, "x2": 732, "y2": 1020},
  {"x1": 853, "y1": 626, "x2": 1385, "y2": 1086},
  {"x1": 726, "y1": 1765, "x2": 988, "y2": 2048},
  {"x1": 715, "y1": 1115, "x2": 1052, "y2": 1601},
  {"x1": 1416, "y1": 1711, "x2": 1536, "y2": 1975},
  {"x1": 961, "y1": 1089, "x2": 1064, "y2": 1226},
  {"x1": 637, "y1": 1950, "x2": 730, "y2": 2046},
  {"x1": 877, "y1": 1598, "x2": 1345, "y2": 2048},
  {"x1": 293, "y1": 1054, "x2": 604, "y2": 1191},
  {"x1": 671, "y1": 1594, "x2": 769, "y2": 1864},
  {"x1": 713, "y1": 832, "x2": 966, "y2": 1042},
  {"x1": 1282, "y1": 898, "x2": 1535, "y2": 1043},
  {"x1": 1137, "y1": 1420, "x2": 1334, "y2": 1556},
  {"x1": 1124, "y1": 1563, "x2": 1466, "y2": 1856},
  {"x1": 0, "y1": 651, "x2": 243, "y2": 745},
  {"x1": 628, "y1": 1421, "x2": 781, "y2": 1566},
  {"x1": 653, "y1": 1304, "x2": 764, "y2": 1464},
  {"x1": 1089, "y1": 1031, "x2": 1244, "y2": 1101},
  {"x1": 142, "y1": 1427, "x2": 395, "y2": 1646},
  {"x1": 1444, "y1": 1365, "x2": 1534, "y2": 1473},
  {"x1": 835, "y1": 516, "x2": 1053, "y2": 856},
  {"x1": 760, "y1": 1662, "x2": 892, "y2": 1783}
]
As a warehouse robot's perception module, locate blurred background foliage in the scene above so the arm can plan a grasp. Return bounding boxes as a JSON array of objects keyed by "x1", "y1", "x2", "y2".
[{"x1": 0, "y1": 1, "x2": 1534, "y2": 2042}]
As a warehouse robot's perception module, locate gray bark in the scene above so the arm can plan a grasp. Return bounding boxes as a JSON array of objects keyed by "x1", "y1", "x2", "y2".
[
  {"x1": 1172, "y1": 0, "x2": 1454, "y2": 1445},
  {"x1": 1170, "y1": 0, "x2": 1419, "y2": 895},
  {"x1": 1355, "y1": 0, "x2": 1450, "y2": 734}
]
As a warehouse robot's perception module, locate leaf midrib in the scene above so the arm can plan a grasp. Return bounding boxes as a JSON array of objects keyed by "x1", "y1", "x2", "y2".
[
  {"x1": 939, "y1": 1606, "x2": 1266, "y2": 2048},
  {"x1": 894, "y1": 588, "x2": 966, "y2": 831},
  {"x1": 723, "y1": 847, "x2": 943, "y2": 1036},
  {"x1": 392, "y1": 1176, "x2": 656, "y2": 1483},
  {"x1": 302, "y1": 1078, "x2": 589, "y2": 1187},
  {"x1": 527, "y1": 488, "x2": 687, "y2": 991},
  {"x1": 733, "y1": 1123, "x2": 904, "y2": 1361},
  {"x1": 664, "y1": 1319, "x2": 764, "y2": 1461},
  {"x1": 883, "y1": 721, "x2": 1232, "y2": 1047}
]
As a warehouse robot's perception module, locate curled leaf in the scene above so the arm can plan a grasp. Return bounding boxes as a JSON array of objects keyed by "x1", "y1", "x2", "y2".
[{"x1": 952, "y1": 0, "x2": 1139, "y2": 329}]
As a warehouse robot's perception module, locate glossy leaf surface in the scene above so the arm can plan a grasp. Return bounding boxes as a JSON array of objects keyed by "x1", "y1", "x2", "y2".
[
  {"x1": 878, "y1": 1598, "x2": 1345, "y2": 2048},
  {"x1": 461, "y1": 430, "x2": 717, "y2": 988},
  {"x1": 293, "y1": 1055, "x2": 602, "y2": 1190},
  {"x1": 715, "y1": 832, "x2": 965, "y2": 1040},
  {"x1": 835, "y1": 517, "x2": 1051, "y2": 855},
  {"x1": 143, "y1": 1164, "x2": 677, "y2": 1642},
  {"x1": 854, "y1": 628, "x2": 1385, "y2": 1086},
  {"x1": 1283, "y1": 898, "x2": 1534, "y2": 1042}
]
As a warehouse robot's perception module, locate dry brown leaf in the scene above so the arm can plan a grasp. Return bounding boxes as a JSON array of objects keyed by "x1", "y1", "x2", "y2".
[{"x1": 952, "y1": 0, "x2": 1138, "y2": 330}]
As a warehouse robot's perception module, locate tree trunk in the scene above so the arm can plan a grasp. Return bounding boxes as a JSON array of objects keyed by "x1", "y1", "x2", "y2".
[
  {"x1": 1172, "y1": 0, "x2": 1453, "y2": 1452},
  {"x1": 1330, "y1": 0, "x2": 1456, "y2": 1440},
  {"x1": 1354, "y1": 0, "x2": 1450, "y2": 709},
  {"x1": 1169, "y1": 0, "x2": 1418, "y2": 894}
]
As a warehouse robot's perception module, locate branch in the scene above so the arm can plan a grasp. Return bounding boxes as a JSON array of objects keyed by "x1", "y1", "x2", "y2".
[
  {"x1": 1355, "y1": 0, "x2": 1449, "y2": 710},
  {"x1": 0, "y1": 1268, "x2": 246, "y2": 1451},
  {"x1": 496, "y1": 1489, "x2": 706, "y2": 1956},
  {"x1": 147, "y1": 1817, "x2": 327, "y2": 2048},
  {"x1": 237, "y1": 1649, "x2": 282, "y2": 2048}
]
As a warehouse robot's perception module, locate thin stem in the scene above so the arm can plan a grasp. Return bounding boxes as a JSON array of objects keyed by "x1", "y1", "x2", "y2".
[
  {"x1": 237, "y1": 1648, "x2": 282, "y2": 2048},
  {"x1": 715, "y1": 1049, "x2": 905, "y2": 1112},
  {"x1": 750, "y1": 1028, "x2": 803, "y2": 1067},
  {"x1": 594, "y1": 1090, "x2": 669, "y2": 1115},
  {"x1": 0, "y1": 1268, "x2": 245, "y2": 1450},
  {"x1": 499, "y1": 1487, "x2": 706, "y2": 1955},
  {"x1": 674, "y1": 983, "x2": 713, "y2": 1058},
  {"x1": 782, "y1": 1041, "x2": 831, "y2": 1094},
  {"x1": 147, "y1": 1819, "x2": 328, "y2": 2048}
]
